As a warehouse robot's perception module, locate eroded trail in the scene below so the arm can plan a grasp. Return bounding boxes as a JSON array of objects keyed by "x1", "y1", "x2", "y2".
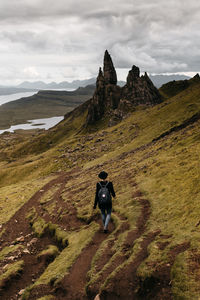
[
  {"x1": 85, "y1": 184, "x2": 158, "y2": 299},
  {"x1": 0, "y1": 168, "x2": 191, "y2": 300},
  {"x1": 57, "y1": 220, "x2": 115, "y2": 300},
  {"x1": 0, "y1": 171, "x2": 82, "y2": 300}
]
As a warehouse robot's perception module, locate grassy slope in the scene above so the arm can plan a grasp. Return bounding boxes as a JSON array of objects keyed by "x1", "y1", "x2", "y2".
[{"x1": 1, "y1": 79, "x2": 200, "y2": 298}]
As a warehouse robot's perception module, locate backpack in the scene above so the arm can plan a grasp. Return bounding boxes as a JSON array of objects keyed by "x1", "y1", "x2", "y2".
[{"x1": 98, "y1": 182, "x2": 111, "y2": 205}]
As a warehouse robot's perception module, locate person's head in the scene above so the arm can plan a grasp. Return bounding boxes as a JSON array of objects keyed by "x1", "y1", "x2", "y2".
[{"x1": 98, "y1": 171, "x2": 108, "y2": 180}]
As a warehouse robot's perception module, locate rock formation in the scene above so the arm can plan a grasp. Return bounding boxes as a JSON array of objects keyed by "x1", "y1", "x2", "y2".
[
  {"x1": 86, "y1": 51, "x2": 121, "y2": 125},
  {"x1": 86, "y1": 68, "x2": 106, "y2": 124},
  {"x1": 86, "y1": 50, "x2": 162, "y2": 125},
  {"x1": 122, "y1": 67, "x2": 162, "y2": 105},
  {"x1": 103, "y1": 50, "x2": 117, "y2": 85}
]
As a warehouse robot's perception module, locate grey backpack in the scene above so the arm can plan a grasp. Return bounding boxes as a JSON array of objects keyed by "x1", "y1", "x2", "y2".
[{"x1": 98, "y1": 182, "x2": 111, "y2": 205}]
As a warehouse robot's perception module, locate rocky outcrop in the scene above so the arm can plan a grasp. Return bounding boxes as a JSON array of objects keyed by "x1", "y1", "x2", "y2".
[
  {"x1": 86, "y1": 51, "x2": 121, "y2": 125},
  {"x1": 86, "y1": 68, "x2": 106, "y2": 124},
  {"x1": 103, "y1": 50, "x2": 117, "y2": 85},
  {"x1": 86, "y1": 51, "x2": 162, "y2": 125},
  {"x1": 122, "y1": 67, "x2": 162, "y2": 106}
]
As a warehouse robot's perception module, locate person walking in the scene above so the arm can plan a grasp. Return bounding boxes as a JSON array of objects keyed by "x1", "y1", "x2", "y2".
[{"x1": 93, "y1": 171, "x2": 116, "y2": 233}]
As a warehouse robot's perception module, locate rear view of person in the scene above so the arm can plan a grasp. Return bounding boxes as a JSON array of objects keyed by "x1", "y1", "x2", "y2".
[{"x1": 93, "y1": 171, "x2": 116, "y2": 233}]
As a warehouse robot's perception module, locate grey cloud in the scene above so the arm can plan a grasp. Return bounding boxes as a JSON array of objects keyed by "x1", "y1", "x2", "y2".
[
  {"x1": 0, "y1": 0, "x2": 200, "y2": 85},
  {"x1": 1, "y1": 31, "x2": 48, "y2": 50}
]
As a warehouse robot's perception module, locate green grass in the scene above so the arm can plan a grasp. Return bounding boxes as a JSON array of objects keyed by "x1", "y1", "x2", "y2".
[
  {"x1": 32, "y1": 217, "x2": 49, "y2": 238},
  {"x1": 28, "y1": 213, "x2": 69, "y2": 248},
  {"x1": 0, "y1": 245, "x2": 23, "y2": 261},
  {"x1": 2, "y1": 78, "x2": 200, "y2": 298},
  {"x1": 0, "y1": 176, "x2": 56, "y2": 224},
  {"x1": 33, "y1": 222, "x2": 99, "y2": 286},
  {"x1": 122, "y1": 122, "x2": 200, "y2": 297},
  {"x1": 0, "y1": 260, "x2": 24, "y2": 288},
  {"x1": 37, "y1": 245, "x2": 60, "y2": 261},
  {"x1": 36, "y1": 296, "x2": 55, "y2": 300},
  {"x1": 47, "y1": 223, "x2": 69, "y2": 248}
]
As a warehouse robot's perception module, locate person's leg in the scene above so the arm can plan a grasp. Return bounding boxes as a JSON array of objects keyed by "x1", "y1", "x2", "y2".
[
  {"x1": 104, "y1": 207, "x2": 112, "y2": 230},
  {"x1": 100, "y1": 208, "x2": 106, "y2": 226}
]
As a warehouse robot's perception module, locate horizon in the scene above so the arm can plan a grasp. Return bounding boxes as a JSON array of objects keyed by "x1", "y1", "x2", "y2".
[{"x1": 0, "y1": 71, "x2": 196, "y2": 88}]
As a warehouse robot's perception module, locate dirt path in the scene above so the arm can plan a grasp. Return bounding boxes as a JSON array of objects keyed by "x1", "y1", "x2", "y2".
[
  {"x1": 85, "y1": 189, "x2": 155, "y2": 299},
  {"x1": 57, "y1": 220, "x2": 115, "y2": 300},
  {"x1": 0, "y1": 171, "x2": 80, "y2": 300},
  {"x1": 0, "y1": 169, "x2": 191, "y2": 300}
]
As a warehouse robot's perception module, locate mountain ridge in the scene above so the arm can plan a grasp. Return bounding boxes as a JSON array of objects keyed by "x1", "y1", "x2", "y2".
[{"x1": 12, "y1": 75, "x2": 190, "y2": 90}]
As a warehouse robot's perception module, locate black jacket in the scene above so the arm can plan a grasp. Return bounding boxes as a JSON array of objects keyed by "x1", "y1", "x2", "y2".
[{"x1": 94, "y1": 181, "x2": 115, "y2": 209}]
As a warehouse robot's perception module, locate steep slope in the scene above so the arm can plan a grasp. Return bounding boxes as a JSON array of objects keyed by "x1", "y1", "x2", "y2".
[{"x1": 1, "y1": 58, "x2": 200, "y2": 299}]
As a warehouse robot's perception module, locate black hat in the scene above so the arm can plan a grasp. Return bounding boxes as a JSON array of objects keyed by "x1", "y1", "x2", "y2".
[{"x1": 98, "y1": 171, "x2": 108, "y2": 180}]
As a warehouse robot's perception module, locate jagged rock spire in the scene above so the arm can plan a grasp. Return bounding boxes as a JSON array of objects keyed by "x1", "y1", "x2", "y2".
[
  {"x1": 86, "y1": 53, "x2": 162, "y2": 126},
  {"x1": 103, "y1": 50, "x2": 117, "y2": 85},
  {"x1": 96, "y1": 67, "x2": 105, "y2": 88},
  {"x1": 122, "y1": 65, "x2": 162, "y2": 105},
  {"x1": 126, "y1": 65, "x2": 140, "y2": 86}
]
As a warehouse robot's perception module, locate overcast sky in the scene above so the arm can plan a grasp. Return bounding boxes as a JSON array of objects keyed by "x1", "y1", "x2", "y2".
[{"x1": 0, "y1": 0, "x2": 199, "y2": 85}]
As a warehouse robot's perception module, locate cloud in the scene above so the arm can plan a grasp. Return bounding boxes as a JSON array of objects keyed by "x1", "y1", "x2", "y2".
[
  {"x1": 0, "y1": 0, "x2": 199, "y2": 85},
  {"x1": 23, "y1": 67, "x2": 39, "y2": 79}
]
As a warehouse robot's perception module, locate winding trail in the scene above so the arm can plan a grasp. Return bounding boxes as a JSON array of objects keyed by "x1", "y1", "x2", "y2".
[
  {"x1": 0, "y1": 169, "x2": 191, "y2": 300},
  {"x1": 0, "y1": 171, "x2": 78, "y2": 300}
]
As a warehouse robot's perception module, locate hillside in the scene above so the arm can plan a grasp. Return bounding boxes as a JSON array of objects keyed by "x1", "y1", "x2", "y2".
[
  {"x1": 0, "y1": 85, "x2": 94, "y2": 130},
  {"x1": 159, "y1": 74, "x2": 200, "y2": 99},
  {"x1": 0, "y1": 55, "x2": 200, "y2": 299},
  {"x1": 149, "y1": 74, "x2": 190, "y2": 89}
]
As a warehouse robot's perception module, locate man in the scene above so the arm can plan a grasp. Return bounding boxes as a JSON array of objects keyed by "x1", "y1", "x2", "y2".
[{"x1": 93, "y1": 171, "x2": 116, "y2": 233}]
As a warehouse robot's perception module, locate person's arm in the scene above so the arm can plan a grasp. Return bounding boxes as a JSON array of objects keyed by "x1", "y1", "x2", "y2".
[
  {"x1": 109, "y1": 182, "x2": 116, "y2": 198},
  {"x1": 93, "y1": 183, "x2": 99, "y2": 209}
]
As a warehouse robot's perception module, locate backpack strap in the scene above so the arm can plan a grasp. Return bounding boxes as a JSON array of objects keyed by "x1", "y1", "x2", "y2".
[{"x1": 99, "y1": 181, "x2": 109, "y2": 188}]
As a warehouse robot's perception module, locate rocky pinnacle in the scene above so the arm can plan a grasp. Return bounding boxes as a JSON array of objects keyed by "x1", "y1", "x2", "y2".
[
  {"x1": 103, "y1": 50, "x2": 117, "y2": 85},
  {"x1": 86, "y1": 51, "x2": 162, "y2": 125}
]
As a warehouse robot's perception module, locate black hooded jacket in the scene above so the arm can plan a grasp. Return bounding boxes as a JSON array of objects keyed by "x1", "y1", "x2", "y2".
[{"x1": 94, "y1": 181, "x2": 115, "y2": 209}]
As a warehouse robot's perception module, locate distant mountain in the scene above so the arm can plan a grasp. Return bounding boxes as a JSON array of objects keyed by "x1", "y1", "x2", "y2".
[
  {"x1": 15, "y1": 74, "x2": 190, "y2": 90},
  {"x1": 149, "y1": 74, "x2": 190, "y2": 88},
  {"x1": 17, "y1": 78, "x2": 96, "y2": 90}
]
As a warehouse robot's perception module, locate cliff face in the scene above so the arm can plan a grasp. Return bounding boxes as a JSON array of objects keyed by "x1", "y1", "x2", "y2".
[{"x1": 86, "y1": 51, "x2": 162, "y2": 125}]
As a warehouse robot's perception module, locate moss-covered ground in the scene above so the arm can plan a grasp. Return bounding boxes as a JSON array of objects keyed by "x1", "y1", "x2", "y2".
[{"x1": 1, "y1": 79, "x2": 200, "y2": 299}]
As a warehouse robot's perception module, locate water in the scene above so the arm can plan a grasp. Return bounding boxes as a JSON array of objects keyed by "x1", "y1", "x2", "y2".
[
  {"x1": 0, "y1": 88, "x2": 76, "y2": 134},
  {"x1": 0, "y1": 116, "x2": 64, "y2": 135},
  {"x1": 0, "y1": 88, "x2": 76, "y2": 106},
  {"x1": 0, "y1": 91, "x2": 38, "y2": 106}
]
